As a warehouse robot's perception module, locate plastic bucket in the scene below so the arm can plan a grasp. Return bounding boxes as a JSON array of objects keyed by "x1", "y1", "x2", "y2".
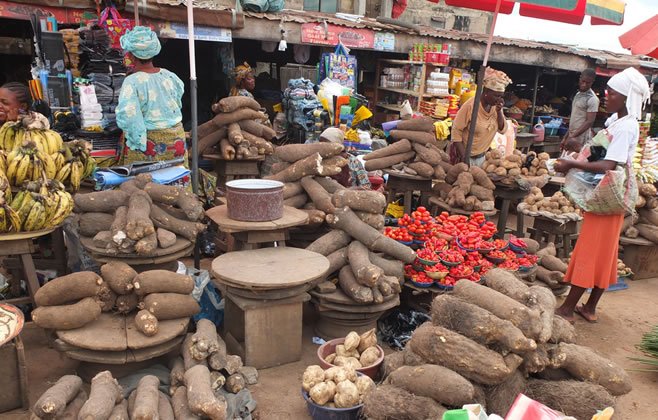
[
  {"x1": 302, "y1": 389, "x2": 363, "y2": 420},
  {"x1": 532, "y1": 124, "x2": 545, "y2": 143},
  {"x1": 317, "y1": 338, "x2": 384, "y2": 379}
]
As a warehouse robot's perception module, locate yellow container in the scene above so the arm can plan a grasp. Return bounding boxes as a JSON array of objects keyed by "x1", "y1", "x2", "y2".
[{"x1": 460, "y1": 89, "x2": 476, "y2": 105}]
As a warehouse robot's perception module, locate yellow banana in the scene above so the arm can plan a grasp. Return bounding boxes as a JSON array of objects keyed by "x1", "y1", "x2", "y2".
[
  {"x1": 51, "y1": 152, "x2": 64, "y2": 171},
  {"x1": 83, "y1": 155, "x2": 96, "y2": 178},
  {"x1": 10, "y1": 190, "x2": 26, "y2": 211},
  {"x1": 55, "y1": 162, "x2": 72, "y2": 183},
  {"x1": 6, "y1": 152, "x2": 20, "y2": 185},
  {"x1": 16, "y1": 193, "x2": 35, "y2": 226},
  {"x1": 31, "y1": 156, "x2": 43, "y2": 182},
  {"x1": 50, "y1": 191, "x2": 73, "y2": 226},
  {"x1": 23, "y1": 200, "x2": 44, "y2": 231},
  {"x1": 38, "y1": 151, "x2": 56, "y2": 179},
  {"x1": 6, "y1": 147, "x2": 19, "y2": 164},
  {"x1": 69, "y1": 160, "x2": 81, "y2": 191},
  {"x1": 13, "y1": 128, "x2": 24, "y2": 149},
  {"x1": 15, "y1": 154, "x2": 31, "y2": 186},
  {"x1": 44, "y1": 130, "x2": 63, "y2": 155},
  {"x1": 0, "y1": 207, "x2": 6, "y2": 233},
  {"x1": 6, "y1": 205, "x2": 21, "y2": 232}
]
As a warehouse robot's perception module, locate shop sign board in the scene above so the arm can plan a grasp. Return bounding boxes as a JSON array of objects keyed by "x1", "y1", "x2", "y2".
[
  {"x1": 0, "y1": 0, "x2": 91, "y2": 24},
  {"x1": 374, "y1": 32, "x2": 395, "y2": 51},
  {"x1": 155, "y1": 22, "x2": 232, "y2": 43},
  {"x1": 301, "y1": 22, "x2": 375, "y2": 49}
]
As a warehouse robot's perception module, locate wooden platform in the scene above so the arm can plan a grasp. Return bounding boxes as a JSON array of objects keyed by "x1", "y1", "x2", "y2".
[
  {"x1": 55, "y1": 335, "x2": 184, "y2": 364},
  {"x1": 384, "y1": 170, "x2": 433, "y2": 215},
  {"x1": 428, "y1": 196, "x2": 497, "y2": 217},
  {"x1": 620, "y1": 236, "x2": 658, "y2": 280},
  {"x1": 206, "y1": 205, "x2": 308, "y2": 233},
  {"x1": 80, "y1": 236, "x2": 193, "y2": 269}
]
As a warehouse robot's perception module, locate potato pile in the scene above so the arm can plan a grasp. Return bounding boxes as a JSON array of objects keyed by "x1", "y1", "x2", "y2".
[
  {"x1": 635, "y1": 182, "x2": 657, "y2": 209},
  {"x1": 617, "y1": 259, "x2": 633, "y2": 277},
  {"x1": 303, "y1": 365, "x2": 376, "y2": 408},
  {"x1": 518, "y1": 188, "x2": 581, "y2": 220},
  {"x1": 197, "y1": 95, "x2": 275, "y2": 159},
  {"x1": 74, "y1": 173, "x2": 206, "y2": 256},
  {"x1": 483, "y1": 149, "x2": 523, "y2": 180},
  {"x1": 432, "y1": 163, "x2": 496, "y2": 212},
  {"x1": 520, "y1": 152, "x2": 550, "y2": 177},
  {"x1": 365, "y1": 269, "x2": 631, "y2": 419},
  {"x1": 322, "y1": 330, "x2": 382, "y2": 370},
  {"x1": 31, "y1": 263, "x2": 200, "y2": 335}
]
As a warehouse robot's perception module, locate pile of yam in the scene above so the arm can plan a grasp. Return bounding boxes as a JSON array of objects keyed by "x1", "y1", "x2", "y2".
[
  {"x1": 319, "y1": 329, "x2": 382, "y2": 370},
  {"x1": 520, "y1": 151, "x2": 550, "y2": 177},
  {"x1": 624, "y1": 183, "x2": 658, "y2": 242},
  {"x1": 518, "y1": 188, "x2": 582, "y2": 220},
  {"x1": 303, "y1": 364, "x2": 375, "y2": 408},
  {"x1": 365, "y1": 269, "x2": 631, "y2": 418},
  {"x1": 32, "y1": 263, "x2": 200, "y2": 334},
  {"x1": 197, "y1": 95, "x2": 275, "y2": 160},
  {"x1": 431, "y1": 163, "x2": 496, "y2": 212},
  {"x1": 519, "y1": 242, "x2": 571, "y2": 295},
  {"x1": 74, "y1": 173, "x2": 206, "y2": 256}
]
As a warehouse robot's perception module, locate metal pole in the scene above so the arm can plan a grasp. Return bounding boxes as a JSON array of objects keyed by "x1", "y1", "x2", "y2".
[
  {"x1": 530, "y1": 67, "x2": 540, "y2": 126},
  {"x1": 463, "y1": 0, "x2": 501, "y2": 165},
  {"x1": 133, "y1": 0, "x2": 139, "y2": 25},
  {"x1": 187, "y1": 0, "x2": 199, "y2": 195}
]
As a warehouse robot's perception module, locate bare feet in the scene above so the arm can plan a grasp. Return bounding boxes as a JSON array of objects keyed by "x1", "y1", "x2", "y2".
[
  {"x1": 575, "y1": 304, "x2": 598, "y2": 323},
  {"x1": 555, "y1": 306, "x2": 575, "y2": 324}
]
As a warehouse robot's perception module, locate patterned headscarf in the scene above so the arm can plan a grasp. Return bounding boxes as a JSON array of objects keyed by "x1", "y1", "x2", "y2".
[
  {"x1": 120, "y1": 26, "x2": 161, "y2": 60},
  {"x1": 483, "y1": 67, "x2": 512, "y2": 93},
  {"x1": 233, "y1": 62, "x2": 254, "y2": 84}
]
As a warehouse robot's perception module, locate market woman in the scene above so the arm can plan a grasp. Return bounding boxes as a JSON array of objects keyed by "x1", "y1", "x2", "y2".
[
  {"x1": 116, "y1": 26, "x2": 186, "y2": 164},
  {"x1": 0, "y1": 82, "x2": 31, "y2": 125},
  {"x1": 555, "y1": 67, "x2": 650, "y2": 323},
  {"x1": 230, "y1": 62, "x2": 256, "y2": 98},
  {"x1": 450, "y1": 67, "x2": 510, "y2": 166}
]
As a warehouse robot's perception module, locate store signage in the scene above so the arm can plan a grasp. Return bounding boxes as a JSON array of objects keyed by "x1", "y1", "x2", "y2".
[
  {"x1": 155, "y1": 22, "x2": 232, "y2": 43},
  {"x1": 301, "y1": 22, "x2": 375, "y2": 49},
  {"x1": 0, "y1": 1, "x2": 91, "y2": 24},
  {"x1": 374, "y1": 32, "x2": 395, "y2": 52}
]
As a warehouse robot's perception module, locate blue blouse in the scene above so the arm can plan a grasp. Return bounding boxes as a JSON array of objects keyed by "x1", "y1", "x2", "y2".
[{"x1": 116, "y1": 69, "x2": 184, "y2": 151}]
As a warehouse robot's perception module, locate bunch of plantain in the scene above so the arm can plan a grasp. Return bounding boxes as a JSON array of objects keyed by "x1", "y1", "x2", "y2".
[
  {"x1": 0, "y1": 111, "x2": 62, "y2": 154},
  {"x1": 55, "y1": 140, "x2": 95, "y2": 191},
  {"x1": 0, "y1": 190, "x2": 22, "y2": 233},
  {"x1": 8, "y1": 179, "x2": 73, "y2": 232},
  {"x1": 5, "y1": 140, "x2": 57, "y2": 187}
]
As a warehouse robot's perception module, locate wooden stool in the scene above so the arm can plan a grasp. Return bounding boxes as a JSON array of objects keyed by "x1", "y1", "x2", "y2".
[
  {"x1": 528, "y1": 216, "x2": 580, "y2": 258},
  {"x1": 0, "y1": 335, "x2": 28, "y2": 412},
  {"x1": 205, "y1": 155, "x2": 263, "y2": 190},
  {"x1": 0, "y1": 238, "x2": 41, "y2": 307},
  {"x1": 620, "y1": 236, "x2": 658, "y2": 280},
  {"x1": 493, "y1": 186, "x2": 529, "y2": 239},
  {"x1": 384, "y1": 171, "x2": 433, "y2": 215}
]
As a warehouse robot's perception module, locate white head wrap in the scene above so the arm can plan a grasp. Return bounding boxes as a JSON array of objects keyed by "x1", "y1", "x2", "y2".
[{"x1": 607, "y1": 67, "x2": 651, "y2": 119}]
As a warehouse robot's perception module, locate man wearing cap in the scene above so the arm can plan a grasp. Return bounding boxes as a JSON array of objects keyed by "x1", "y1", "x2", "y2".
[{"x1": 450, "y1": 67, "x2": 510, "y2": 167}]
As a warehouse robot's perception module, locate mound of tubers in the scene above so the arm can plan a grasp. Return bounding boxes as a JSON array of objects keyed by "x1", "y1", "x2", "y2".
[
  {"x1": 367, "y1": 268, "x2": 631, "y2": 419},
  {"x1": 520, "y1": 151, "x2": 551, "y2": 177},
  {"x1": 431, "y1": 163, "x2": 496, "y2": 212},
  {"x1": 74, "y1": 173, "x2": 206, "y2": 256},
  {"x1": 32, "y1": 262, "x2": 200, "y2": 335},
  {"x1": 623, "y1": 183, "x2": 658, "y2": 243},
  {"x1": 518, "y1": 189, "x2": 582, "y2": 220},
  {"x1": 321, "y1": 330, "x2": 382, "y2": 370},
  {"x1": 303, "y1": 365, "x2": 375, "y2": 408},
  {"x1": 197, "y1": 95, "x2": 275, "y2": 160}
]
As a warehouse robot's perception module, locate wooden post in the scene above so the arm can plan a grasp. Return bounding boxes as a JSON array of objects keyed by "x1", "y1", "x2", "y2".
[{"x1": 530, "y1": 67, "x2": 541, "y2": 126}]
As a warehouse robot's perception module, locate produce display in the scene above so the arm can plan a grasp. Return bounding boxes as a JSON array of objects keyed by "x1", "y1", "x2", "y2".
[
  {"x1": 197, "y1": 96, "x2": 275, "y2": 160},
  {"x1": 320, "y1": 330, "x2": 383, "y2": 370},
  {"x1": 633, "y1": 136, "x2": 658, "y2": 184},
  {"x1": 431, "y1": 164, "x2": 496, "y2": 212},
  {"x1": 74, "y1": 173, "x2": 205, "y2": 256},
  {"x1": 366, "y1": 272, "x2": 631, "y2": 419},
  {"x1": 31, "y1": 264, "x2": 200, "y2": 332},
  {"x1": 302, "y1": 363, "x2": 376, "y2": 408},
  {"x1": 482, "y1": 149, "x2": 549, "y2": 189},
  {"x1": 622, "y1": 183, "x2": 658, "y2": 242},
  {"x1": 520, "y1": 151, "x2": 550, "y2": 177},
  {"x1": 517, "y1": 188, "x2": 582, "y2": 221},
  {"x1": 617, "y1": 259, "x2": 633, "y2": 277}
]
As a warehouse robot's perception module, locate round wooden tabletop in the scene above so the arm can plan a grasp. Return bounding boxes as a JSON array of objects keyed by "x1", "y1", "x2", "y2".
[
  {"x1": 205, "y1": 205, "x2": 309, "y2": 233},
  {"x1": 212, "y1": 247, "x2": 330, "y2": 290},
  {"x1": 0, "y1": 227, "x2": 55, "y2": 242},
  {"x1": 383, "y1": 169, "x2": 431, "y2": 181},
  {"x1": 80, "y1": 236, "x2": 193, "y2": 265}
]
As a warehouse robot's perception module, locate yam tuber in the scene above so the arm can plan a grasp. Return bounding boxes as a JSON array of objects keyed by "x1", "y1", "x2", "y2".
[
  {"x1": 525, "y1": 380, "x2": 615, "y2": 420},
  {"x1": 135, "y1": 232, "x2": 158, "y2": 256},
  {"x1": 33, "y1": 375, "x2": 83, "y2": 418},
  {"x1": 132, "y1": 375, "x2": 160, "y2": 420},
  {"x1": 35, "y1": 271, "x2": 103, "y2": 306},
  {"x1": 274, "y1": 142, "x2": 343, "y2": 162},
  {"x1": 470, "y1": 185, "x2": 495, "y2": 202},
  {"x1": 407, "y1": 162, "x2": 434, "y2": 178},
  {"x1": 306, "y1": 229, "x2": 352, "y2": 256},
  {"x1": 151, "y1": 205, "x2": 205, "y2": 242},
  {"x1": 326, "y1": 247, "x2": 349, "y2": 275},
  {"x1": 314, "y1": 176, "x2": 345, "y2": 193},
  {"x1": 332, "y1": 189, "x2": 387, "y2": 214},
  {"x1": 218, "y1": 138, "x2": 235, "y2": 160},
  {"x1": 302, "y1": 209, "x2": 327, "y2": 226},
  {"x1": 469, "y1": 165, "x2": 496, "y2": 189},
  {"x1": 79, "y1": 213, "x2": 115, "y2": 237},
  {"x1": 389, "y1": 130, "x2": 436, "y2": 145},
  {"x1": 453, "y1": 279, "x2": 542, "y2": 340},
  {"x1": 283, "y1": 193, "x2": 307, "y2": 208},
  {"x1": 143, "y1": 183, "x2": 204, "y2": 222},
  {"x1": 362, "y1": 139, "x2": 412, "y2": 161},
  {"x1": 431, "y1": 294, "x2": 536, "y2": 354},
  {"x1": 446, "y1": 162, "x2": 468, "y2": 184},
  {"x1": 558, "y1": 343, "x2": 632, "y2": 396},
  {"x1": 226, "y1": 123, "x2": 244, "y2": 146},
  {"x1": 215, "y1": 96, "x2": 261, "y2": 113},
  {"x1": 126, "y1": 191, "x2": 155, "y2": 241},
  {"x1": 368, "y1": 252, "x2": 404, "y2": 279},
  {"x1": 210, "y1": 108, "x2": 264, "y2": 129},
  {"x1": 317, "y1": 156, "x2": 349, "y2": 176},
  {"x1": 184, "y1": 365, "x2": 227, "y2": 420},
  {"x1": 190, "y1": 318, "x2": 222, "y2": 360},
  {"x1": 282, "y1": 182, "x2": 303, "y2": 199},
  {"x1": 171, "y1": 387, "x2": 199, "y2": 420},
  {"x1": 224, "y1": 374, "x2": 246, "y2": 394},
  {"x1": 409, "y1": 323, "x2": 523, "y2": 385},
  {"x1": 32, "y1": 297, "x2": 102, "y2": 330},
  {"x1": 347, "y1": 241, "x2": 384, "y2": 287},
  {"x1": 197, "y1": 127, "x2": 227, "y2": 155},
  {"x1": 157, "y1": 228, "x2": 177, "y2": 249},
  {"x1": 396, "y1": 118, "x2": 434, "y2": 132},
  {"x1": 78, "y1": 371, "x2": 122, "y2": 420},
  {"x1": 133, "y1": 270, "x2": 194, "y2": 297},
  {"x1": 108, "y1": 400, "x2": 129, "y2": 420},
  {"x1": 241, "y1": 130, "x2": 274, "y2": 155},
  {"x1": 58, "y1": 389, "x2": 88, "y2": 420},
  {"x1": 354, "y1": 211, "x2": 385, "y2": 230},
  {"x1": 110, "y1": 206, "x2": 129, "y2": 247},
  {"x1": 135, "y1": 309, "x2": 159, "y2": 337},
  {"x1": 101, "y1": 262, "x2": 136, "y2": 295},
  {"x1": 265, "y1": 153, "x2": 324, "y2": 183},
  {"x1": 300, "y1": 176, "x2": 335, "y2": 214},
  {"x1": 169, "y1": 357, "x2": 186, "y2": 391},
  {"x1": 362, "y1": 384, "x2": 447, "y2": 420},
  {"x1": 485, "y1": 268, "x2": 533, "y2": 303},
  {"x1": 528, "y1": 285, "x2": 556, "y2": 343},
  {"x1": 541, "y1": 255, "x2": 568, "y2": 273},
  {"x1": 158, "y1": 392, "x2": 175, "y2": 420},
  {"x1": 412, "y1": 143, "x2": 442, "y2": 165},
  {"x1": 143, "y1": 293, "x2": 200, "y2": 320},
  {"x1": 237, "y1": 119, "x2": 276, "y2": 140},
  {"x1": 485, "y1": 370, "x2": 526, "y2": 418},
  {"x1": 363, "y1": 151, "x2": 415, "y2": 171},
  {"x1": 182, "y1": 334, "x2": 208, "y2": 371},
  {"x1": 116, "y1": 293, "x2": 139, "y2": 315},
  {"x1": 74, "y1": 190, "x2": 129, "y2": 213},
  {"x1": 550, "y1": 316, "x2": 576, "y2": 344},
  {"x1": 338, "y1": 265, "x2": 373, "y2": 304},
  {"x1": 637, "y1": 223, "x2": 658, "y2": 243},
  {"x1": 536, "y1": 266, "x2": 564, "y2": 289},
  {"x1": 386, "y1": 364, "x2": 474, "y2": 407}
]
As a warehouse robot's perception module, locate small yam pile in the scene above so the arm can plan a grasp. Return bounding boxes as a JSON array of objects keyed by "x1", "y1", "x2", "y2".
[
  {"x1": 625, "y1": 183, "x2": 658, "y2": 243},
  {"x1": 517, "y1": 241, "x2": 570, "y2": 295},
  {"x1": 302, "y1": 365, "x2": 375, "y2": 409},
  {"x1": 482, "y1": 149, "x2": 549, "y2": 189},
  {"x1": 168, "y1": 318, "x2": 258, "y2": 419},
  {"x1": 431, "y1": 163, "x2": 496, "y2": 212},
  {"x1": 319, "y1": 330, "x2": 382, "y2": 371},
  {"x1": 74, "y1": 174, "x2": 206, "y2": 256},
  {"x1": 520, "y1": 151, "x2": 550, "y2": 177},
  {"x1": 366, "y1": 269, "x2": 631, "y2": 419},
  {"x1": 198, "y1": 95, "x2": 275, "y2": 160},
  {"x1": 32, "y1": 263, "x2": 200, "y2": 335},
  {"x1": 518, "y1": 189, "x2": 582, "y2": 221}
]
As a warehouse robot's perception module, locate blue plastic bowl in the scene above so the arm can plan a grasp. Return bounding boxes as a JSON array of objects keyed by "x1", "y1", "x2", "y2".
[
  {"x1": 302, "y1": 389, "x2": 363, "y2": 420},
  {"x1": 508, "y1": 242, "x2": 527, "y2": 253},
  {"x1": 411, "y1": 279, "x2": 434, "y2": 288}
]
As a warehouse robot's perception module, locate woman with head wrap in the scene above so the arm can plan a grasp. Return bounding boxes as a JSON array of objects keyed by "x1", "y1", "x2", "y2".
[
  {"x1": 116, "y1": 26, "x2": 186, "y2": 164},
  {"x1": 230, "y1": 62, "x2": 255, "y2": 98},
  {"x1": 450, "y1": 67, "x2": 511, "y2": 166},
  {"x1": 555, "y1": 67, "x2": 651, "y2": 323}
]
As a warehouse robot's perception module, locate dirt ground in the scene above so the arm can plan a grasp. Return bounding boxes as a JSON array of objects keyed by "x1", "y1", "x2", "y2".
[{"x1": 3, "y1": 274, "x2": 658, "y2": 419}]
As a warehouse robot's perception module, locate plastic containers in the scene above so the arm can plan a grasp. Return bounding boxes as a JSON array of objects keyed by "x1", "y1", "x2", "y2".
[
  {"x1": 225, "y1": 179, "x2": 284, "y2": 222},
  {"x1": 302, "y1": 390, "x2": 363, "y2": 420},
  {"x1": 532, "y1": 123, "x2": 545, "y2": 143}
]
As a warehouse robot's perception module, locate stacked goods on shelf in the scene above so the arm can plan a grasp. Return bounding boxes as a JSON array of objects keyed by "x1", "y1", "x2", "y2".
[
  {"x1": 517, "y1": 189, "x2": 582, "y2": 221},
  {"x1": 60, "y1": 29, "x2": 80, "y2": 77},
  {"x1": 74, "y1": 173, "x2": 205, "y2": 256},
  {"x1": 197, "y1": 96, "x2": 275, "y2": 159},
  {"x1": 425, "y1": 71, "x2": 449, "y2": 96},
  {"x1": 31, "y1": 265, "x2": 200, "y2": 331},
  {"x1": 419, "y1": 98, "x2": 449, "y2": 119},
  {"x1": 431, "y1": 163, "x2": 496, "y2": 212},
  {"x1": 364, "y1": 270, "x2": 631, "y2": 419},
  {"x1": 633, "y1": 137, "x2": 658, "y2": 184}
]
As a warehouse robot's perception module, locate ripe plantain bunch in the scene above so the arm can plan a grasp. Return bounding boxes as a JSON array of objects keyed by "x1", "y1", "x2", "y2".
[
  {"x1": 5, "y1": 179, "x2": 74, "y2": 232},
  {"x1": 5, "y1": 140, "x2": 58, "y2": 187},
  {"x1": 0, "y1": 111, "x2": 63, "y2": 154},
  {"x1": 55, "y1": 140, "x2": 95, "y2": 191}
]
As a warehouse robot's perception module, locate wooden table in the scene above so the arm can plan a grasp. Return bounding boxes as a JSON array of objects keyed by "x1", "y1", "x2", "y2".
[
  {"x1": 384, "y1": 170, "x2": 433, "y2": 215},
  {"x1": 428, "y1": 196, "x2": 497, "y2": 218},
  {"x1": 204, "y1": 154, "x2": 264, "y2": 190},
  {"x1": 206, "y1": 205, "x2": 308, "y2": 251},
  {"x1": 528, "y1": 216, "x2": 580, "y2": 258},
  {"x1": 530, "y1": 138, "x2": 562, "y2": 157},
  {"x1": 493, "y1": 186, "x2": 530, "y2": 239},
  {"x1": 515, "y1": 133, "x2": 538, "y2": 155},
  {"x1": 620, "y1": 236, "x2": 658, "y2": 280},
  {"x1": 211, "y1": 248, "x2": 329, "y2": 368}
]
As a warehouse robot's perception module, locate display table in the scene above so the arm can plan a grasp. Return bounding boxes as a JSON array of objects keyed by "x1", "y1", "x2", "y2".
[
  {"x1": 206, "y1": 205, "x2": 308, "y2": 251},
  {"x1": 211, "y1": 248, "x2": 329, "y2": 368},
  {"x1": 204, "y1": 154, "x2": 263, "y2": 190},
  {"x1": 528, "y1": 216, "x2": 580, "y2": 258},
  {"x1": 384, "y1": 170, "x2": 433, "y2": 215},
  {"x1": 428, "y1": 196, "x2": 497, "y2": 218},
  {"x1": 620, "y1": 236, "x2": 658, "y2": 280},
  {"x1": 515, "y1": 133, "x2": 538, "y2": 155},
  {"x1": 493, "y1": 186, "x2": 529, "y2": 238}
]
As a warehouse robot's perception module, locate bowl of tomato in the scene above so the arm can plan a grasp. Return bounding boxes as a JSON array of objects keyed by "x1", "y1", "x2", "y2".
[
  {"x1": 491, "y1": 239, "x2": 509, "y2": 251},
  {"x1": 477, "y1": 240, "x2": 495, "y2": 255},
  {"x1": 508, "y1": 236, "x2": 528, "y2": 253},
  {"x1": 425, "y1": 263, "x2": 449, "y2": 280},
  {"x1": 449, "y1": 265, "x2": 474, "y2": 280},
  {"x1": 410, "y1": 271, "x2": 435, "y2": 288},
  {"x1": 486, "y1": 250, "x2": 508, "y2": 264},
  {"x1": 438, "y1": 249, "x2": 464, "y2": 267}
]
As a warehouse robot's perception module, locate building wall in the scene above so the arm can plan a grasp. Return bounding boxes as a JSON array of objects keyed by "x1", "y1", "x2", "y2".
[{"x1": 390, "y1": 1, "x2": 492, "y2": 33}]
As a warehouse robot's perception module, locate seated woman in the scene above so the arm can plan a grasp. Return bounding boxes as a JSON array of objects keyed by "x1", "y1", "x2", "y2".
[
  {"x1": 116, "y1": 26, "x2": 185, "y2": 165},
  {"x1": 0, "y1": 82, "x2": 32, "y2": 125}
]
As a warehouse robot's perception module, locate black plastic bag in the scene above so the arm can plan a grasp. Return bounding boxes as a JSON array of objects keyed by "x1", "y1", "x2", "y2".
[{"x1": 378, "y1": 308, "x2": 430, "y2": 350}]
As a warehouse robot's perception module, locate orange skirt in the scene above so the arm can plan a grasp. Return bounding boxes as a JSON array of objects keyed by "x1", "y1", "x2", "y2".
[{"x1": 564, "y1": 212, "x2": 624, "y2": 289}]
